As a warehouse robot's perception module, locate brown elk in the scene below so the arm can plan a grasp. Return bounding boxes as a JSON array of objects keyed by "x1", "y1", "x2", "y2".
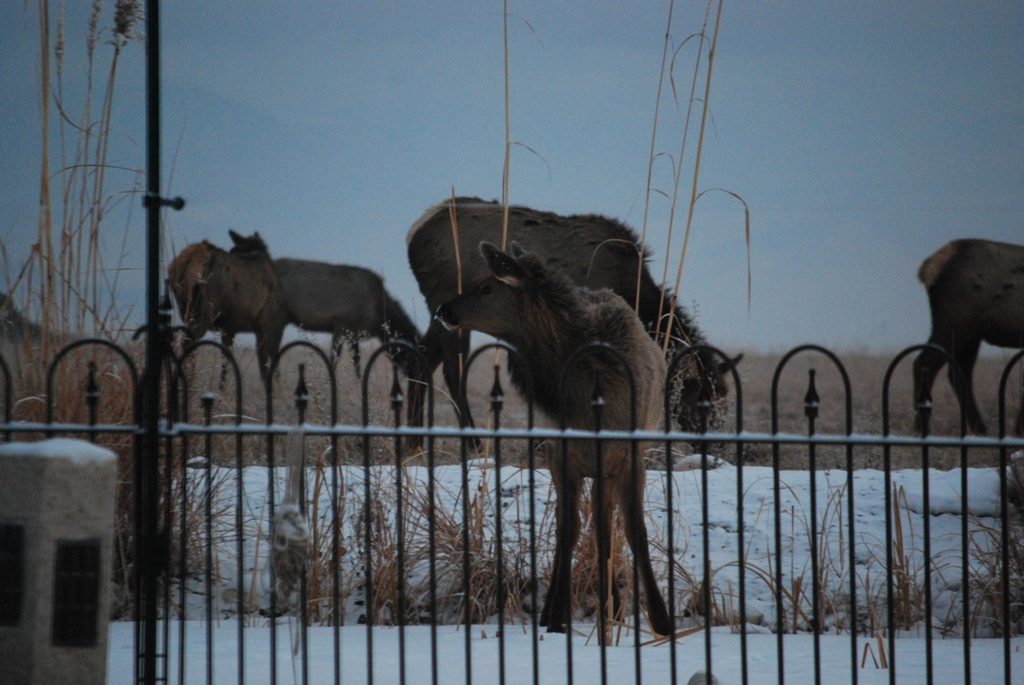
[
  {"x1": 169, "y1": 230, "x2": 419, "y2": 380},
  {"x1": 914, "y1": 238, "x2": 1024, "y2": 435},
  {"x1": 435, "y1": 241, "x2": 674, "y2": 638},
  {"x1": 407, "y1": 197, "x2": 737, "y2": 439},
  {"x1": 167, "y1": 231, "x2": 289, "y2": 380}
]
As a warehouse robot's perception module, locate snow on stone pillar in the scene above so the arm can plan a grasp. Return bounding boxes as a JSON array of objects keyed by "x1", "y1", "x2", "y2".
[{"x1": 0, "y1": 439, "x2": 118, "y2": 685}]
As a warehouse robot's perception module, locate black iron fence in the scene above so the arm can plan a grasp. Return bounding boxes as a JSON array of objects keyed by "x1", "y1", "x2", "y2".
[{"x1": 0, "y1": 338, "x2": 1021, "y2": 685}]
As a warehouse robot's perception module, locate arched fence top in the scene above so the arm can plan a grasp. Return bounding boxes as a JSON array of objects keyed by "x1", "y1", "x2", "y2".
[
  {"x1": 170, "y1": 338, "x2": 243, "y2": 424},
  {"x1": 558, "y1": 340, "x2": 638, "y2": 431},
  {"x1": 769, "y1": 344, "x2": 853, "y2": 436},
  {"x1": 267, "y1": 340, "x2": 338, "y2": 425},
  {"x1": 666, "y1": 343, "x2": 744, "y2": 434},
  {"x1": 2, "y1": 336, "x2": 1019, "y2": 444},
  {"x1": 881, "y1": 343, "x2": 966, "y2": 437},
  {"x1": 45, "y1": 338, "x2": 140, "y2": 426},
  {"x1": 360, "y1": 338, "x2": 432, "y2": 428},
  {"x1": 463, "y1": 341, "x2": 535, "y2": 429}
]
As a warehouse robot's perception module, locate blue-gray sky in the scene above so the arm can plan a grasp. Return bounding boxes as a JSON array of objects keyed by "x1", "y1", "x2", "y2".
[{"x1": 2, "y1": 1, "x2": 1022, "y2": 352}]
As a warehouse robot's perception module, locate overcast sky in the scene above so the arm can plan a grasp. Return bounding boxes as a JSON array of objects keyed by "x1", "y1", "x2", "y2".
[{"x1": 2, "y1": 1, "x2": 1022, "y2": 353}]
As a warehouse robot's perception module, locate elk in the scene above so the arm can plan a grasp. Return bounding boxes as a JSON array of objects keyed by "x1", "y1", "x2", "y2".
[
  {"x1": 272, "y1": 257, "x2": 420, "y2": 376},
  {"x1": 435, "y1": 241, "x2": 674, "y2": 638},
  {"x1": 914, "y1": 238, "x2": 1024, "y2": 435},
  {"x1": 167, "y1": 231, "x2": 289, "y2": 380},
  {"x1": 168, "y1": 230, "x2": 419, "y2": 380},
  {"x1": 407, "y1": 197, "x2": 737, "y2": 439}
]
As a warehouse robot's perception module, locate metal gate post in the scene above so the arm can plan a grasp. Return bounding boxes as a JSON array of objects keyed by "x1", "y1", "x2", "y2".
[{"x1": 141, "y1": 1, "x2": 184, "y2": 682}]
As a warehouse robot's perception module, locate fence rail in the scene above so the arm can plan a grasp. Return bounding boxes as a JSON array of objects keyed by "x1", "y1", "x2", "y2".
[{"x1": 0, "y1": 339, "x2": 1021, "y2": 684}]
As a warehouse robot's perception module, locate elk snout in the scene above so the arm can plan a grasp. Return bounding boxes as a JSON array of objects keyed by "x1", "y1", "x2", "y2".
[{"x1": 434, "y1": 303, "x2": 459, "y2": 331}]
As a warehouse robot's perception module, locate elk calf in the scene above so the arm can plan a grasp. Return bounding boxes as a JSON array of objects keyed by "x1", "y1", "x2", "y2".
[
  {"x1": 914, "y1": 238, "x2": 1024, "y2": 434},
  {"x1": 436, "y1": 241, "x2": 673, "y2": 638},
  {"x1": 406, "y1": 197, "x2": 736, "y2": 440}
]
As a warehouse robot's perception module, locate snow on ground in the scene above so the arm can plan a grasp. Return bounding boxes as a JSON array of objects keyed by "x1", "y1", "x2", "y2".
[
  {"x1": 106, "y1": 621, "x2": 1023, "y2": 684},
  {"x1": 106, "y1": 453, "x2": 1023, "y2": 682}
]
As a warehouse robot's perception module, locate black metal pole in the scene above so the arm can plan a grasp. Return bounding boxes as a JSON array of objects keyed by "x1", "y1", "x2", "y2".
[
  {"x1": 142, "y1": 5, "x2": 162, "y2": 685},
  {"x1": 141, "y1": 1, "x2": 162, "y2": 681},
  {"x1": 142, "y1": 2, "x2": 183, "y2": 682}
]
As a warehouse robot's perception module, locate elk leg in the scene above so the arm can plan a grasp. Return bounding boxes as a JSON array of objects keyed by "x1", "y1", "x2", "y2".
[
  {"x1": 617, "y1": 467, "x2": 672, "y2": 636},
  {"x1": 913, "y1": 343, "x2": 948, "y2": 433},
  {"x1": 219, "y1": 332, "x2": 235, "y2": 387},
  {"x1": 949, "y1": 339, "x2": 985, "y2": 433},
  {"x1": 349, "y1": 335, "x2": 362, "y2": 379},
  {"x1": 258, "y1": 322, "x2": 285, "y2": 391},
  {"x1": 542, "y1": 459, "x2": 581, "y2": 633}
]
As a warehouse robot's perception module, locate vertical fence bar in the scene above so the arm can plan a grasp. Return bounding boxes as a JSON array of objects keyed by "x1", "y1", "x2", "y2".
[
  {"x1": 845, "y1": 423, "x2": 857, "y2": 685},
  {"x1": 560, "y1": 407, "x2": 573, "y2": 685},
  {"x1": 422, "y1": 353, "x2": 438, "y2": 685},
  {"x1": 140, "y1": 2, "x2": 162, "y2": 678},
  {"x1": 770, "y1": 365, "x2": 786, "y2": 685},
  {"x1": 178, "y1": 387, "x2": 190, "y2": 685},
  {"x1": 698, "y1": 389, "x2": 712, "y2": 684},
  {"x1": 881, "y1": 362, "x2": 899, "y2": 685},
  {"x1": 202, "y1": 394, "x2": 215, "y2": 685},
  {"x1": 804, "y1": 369, "x2": 822, "y2": 685},
  {"x1": 662, "y1": 360, "x2": 678, "y2": 685},
  {"x1": 958, "y1": 395, "x2": 971, "y2": 685},
  {"x1": 159, "y1": 334, "x2": 174, "y2": 685},
  {"x1": 731, "y1": 368, "x2": 748, "y2": 685},
  {"x1": 329, "y1": 378, "x2": 341, "y2": 685},
  {"x1": 233, "y1": 374, "x2": 246, "y2": 685},
  {"x1": 591, "y1": 374, "x2": 608, "y2": 684},
  {"x1": 295, "y1": 367, "x2": 310, "y2": 685},
  {"x1": 921, "y1": 429, "x2": 934, "y2": 685},
  {"x1": 85, "y1": 362, "x2": 99, "y2": 441},
  {"x1": 266, "y1": 382, "x2": 278, "y2": 685},
  {"x1": 663, "y1": 423, "x2": 677, "y2": 685},
  {"x1": 996, "y1": 351, "x2": 1023, "y2": 684},
  {"x1": 459, "y1": 387, "x2": 473, "y2": 685},
  {"x1": 391, "y1": 370, "x2": 408, "y2": 685},
  {"x1": 361, "y1": 370, "x2": 375, "y2": 685},
  {"x1": 491, "y1": 364, "x2": 508, "y2": 685},
  {"x1": 142, "y1": 0, "x2": 186, "y2": 680}
]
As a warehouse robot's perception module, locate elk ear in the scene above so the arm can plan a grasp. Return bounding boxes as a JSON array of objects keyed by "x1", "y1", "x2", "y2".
[
  {"x1": 509, "y1": 241, "x2": 528, "y2": 259},
  {"x1": 480, "y1": 241, "x2": 526, "y2": 288},
  {"x1": 228, "y1": 229, "x2": 244, "y2": 246}
]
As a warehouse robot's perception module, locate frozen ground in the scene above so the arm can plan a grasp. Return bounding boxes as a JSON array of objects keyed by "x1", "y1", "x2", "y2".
[
  {"x1": 105, "y1": 448, "x2": 1024, "y2": 683},
  {"x1": 106, "y1": 621, "x2": 1022, "y2": 684}
]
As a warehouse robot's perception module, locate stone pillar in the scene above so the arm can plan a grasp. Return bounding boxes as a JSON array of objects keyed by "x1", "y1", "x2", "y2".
[{"x1": 0, "y1": 439, "x2": 117, "y2": 685}]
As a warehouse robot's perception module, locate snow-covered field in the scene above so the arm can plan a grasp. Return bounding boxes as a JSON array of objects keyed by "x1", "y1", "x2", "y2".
[
  {"x1": 106, "y1": 450, "x2": 1024, "y2": 683},
  {"x1": 106, "y1": 620, "x2": 1022, "y2": 684}
]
